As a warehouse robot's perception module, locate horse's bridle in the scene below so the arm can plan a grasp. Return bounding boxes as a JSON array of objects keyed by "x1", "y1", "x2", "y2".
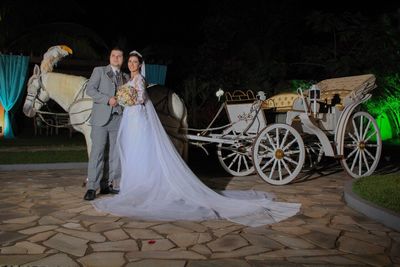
[
  {"x1": 26, "y1": 74, "x2": 49, "y2": 108},
  {"x1": 26, "y1": 71, "x2": 92, "y2": 128}
]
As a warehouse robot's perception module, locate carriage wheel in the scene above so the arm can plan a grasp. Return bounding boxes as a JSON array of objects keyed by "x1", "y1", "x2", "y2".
[
  {"x1": 217, "y1": 131, "x2": 255, "y2": 176},
  {"x1": 252, "y1": 124, "x2": 305, "y2": 185},
  {"x1": 304, "y1": 138, "x2": 324, "y2": 171},
  {"x1": 340, "y1": 111, "x2": 382, "y2": 178}
]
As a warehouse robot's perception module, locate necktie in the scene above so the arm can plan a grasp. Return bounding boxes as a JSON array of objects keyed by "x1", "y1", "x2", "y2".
[{"x1": 115, "y1": 70, "x2": 123, "y2": 87}]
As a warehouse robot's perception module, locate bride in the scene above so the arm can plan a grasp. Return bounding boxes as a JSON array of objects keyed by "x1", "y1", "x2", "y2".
[{"x1": 93, "y1": 51, "x2": 301, "y2": 227}]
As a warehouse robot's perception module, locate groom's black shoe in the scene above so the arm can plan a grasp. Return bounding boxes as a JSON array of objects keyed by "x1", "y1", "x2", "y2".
[{"x1": 84, "y1": 189, "x2": 96, "y2": 201}]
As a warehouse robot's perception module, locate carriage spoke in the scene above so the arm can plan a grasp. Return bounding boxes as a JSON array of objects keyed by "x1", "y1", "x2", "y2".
[
  {"x1": 260, "y1": 143, "x2": 274, "y2": 153},
  {"x1": 276, "y1": 128, "x2": 280, "y2": 147},
  {"x1": 365, "y1": 130, "x2": 377, "y2": 143},
  {"x1": 269, "y1": 160, "x2": 278, "y2": 179},
  {"x1": 358, "y1": 149, "x2": 363, "y2": 176},
  {"x1": 258, "y1": 152, "x2": 274, "y2": 159},
  {"x1": 362, "y1": 120, "x2": 371, "y2": 140},
  {"x1": 243, "y1": 155, "x2": 250, "y2": 171},
  {"x1": 346, "y1": 145, "x2": 359, "y2": 159},
  {"x1": 366, "y1": 143, "x2": 378, "y2": 148},
  {"x1": 280, "y1": 129, "x2": 289, "y2": 149},
  {"x1": 281, "y1": 158, "x2": 292, "y2": 175},
  {"x1": 359, "y1": 115, "x2": 364, "y2": 141},
  {"x1": 283, "y1": 156, "x2": 298, "y2": 165},
  {"x1": 237, "y1": 155, "x2": 242, "y2": 173},
  {"x1": 350, "y1": 150, "x2": 360, "y2": 172},
  {"x1": 223, "y1": 152, "x2": 237, "y2": 161},
  {"x1": 361, "y1": 150, "x2": 370, "y2": 172},
  {"x1": 287, "y1": 150, "x2": 300, "y2": 155},
  {"x1": 261, "y1": 157, "x2": 275, "y2": 170},
  {"x1": 228, "y1": 154, "x2": 239, "y2": 169},
  {"x1": 265, "y1": 133, "x2": 276, "y2": 150},
  {"x1": 348, "y1": 132, "x2": 358, "y2": 143},
  {"x1": 282, "y1": 138, "x2": 297, "y2": 151},
  {"x1": 278, "y1": 160, "x2": 283, "y2": 181},
  {"x1": 344, "y1": 143, "x2": 357, "y2": 148},
  {"x1": 352, "y1": 119, "x2": 360, "y2": 140},
  {"x1": 364, "y1": 148, "x2": 376, "y2": 161}
]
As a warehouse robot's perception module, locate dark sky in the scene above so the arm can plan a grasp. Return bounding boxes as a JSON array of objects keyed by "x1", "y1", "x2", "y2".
[
  {"x1": 76, "y1": 1, "x2": 400, "y2": 48},
  {"x1": 78, "y1": 2, "x2": 208, "y2": 49},
  {"x1": 3, "y1": 0, "x2": 400, "y2": 56}
]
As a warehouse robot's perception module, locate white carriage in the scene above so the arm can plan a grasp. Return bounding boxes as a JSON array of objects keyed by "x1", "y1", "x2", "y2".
[{"x1": 186, "y1": 74, "x2": 382, "y2": 185}]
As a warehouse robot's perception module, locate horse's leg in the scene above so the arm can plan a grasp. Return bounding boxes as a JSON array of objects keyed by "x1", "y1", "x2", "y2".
[
  {"x1": 81, "y1": 125, "x2": 91, "y2": 157},
  {"x1": 181, "y1": 109, "x2": 189, "y2": 162},
  {"x1": 81, "y1": 125, "x2": 92, "y2": 187}
]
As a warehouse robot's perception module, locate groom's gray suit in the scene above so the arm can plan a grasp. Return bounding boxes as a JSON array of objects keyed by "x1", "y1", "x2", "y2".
[{"x1": 86, "y1": 65, "x2": 129, "y2": 190}]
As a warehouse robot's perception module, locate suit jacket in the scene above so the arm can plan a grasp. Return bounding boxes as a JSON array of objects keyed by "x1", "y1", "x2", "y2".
[{"x1": 87, "y1": 65, "x2": 129, "y2": 126}]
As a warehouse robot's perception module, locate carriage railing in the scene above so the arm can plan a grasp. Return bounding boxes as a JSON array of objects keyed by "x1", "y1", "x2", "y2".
[{"x1": 186, "y1": 90, "x2": 264, "y2": 155}]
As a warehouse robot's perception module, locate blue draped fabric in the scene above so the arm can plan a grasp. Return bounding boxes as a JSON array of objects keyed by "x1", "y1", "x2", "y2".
[
  {"x1": 145, "y1": 64, "x2": 167, "y2": 85},
  {"x1": 0, "y1": 54, "x2": 29, "y2": 138}
]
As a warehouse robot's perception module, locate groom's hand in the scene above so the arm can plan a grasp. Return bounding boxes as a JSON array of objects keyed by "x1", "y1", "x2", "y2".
[{"x1": 108, "y1": 97, "x2": 117, "y2": 107}]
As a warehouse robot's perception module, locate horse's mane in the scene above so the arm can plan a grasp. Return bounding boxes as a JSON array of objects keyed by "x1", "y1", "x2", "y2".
[{"x1": 46, "y1": 72, "x2": 88, "y2": 102}]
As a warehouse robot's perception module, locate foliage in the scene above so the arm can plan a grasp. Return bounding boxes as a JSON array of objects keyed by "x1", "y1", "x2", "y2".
[
  {"x1": 174, "y1": 3, "x2": 400, "y2": 128},
  {"x1": 290, "y1": 80, "x2": 313, "y2": 92},
  {"x1": 0, "y1": 150, "x2": 87, "y2": 164},
  {"x1": 0, "y1": 1, "x2": 107, "y2": 58},
  {"x1": 0, "y1": 134, "x2": 86, "y2": 147},
  {"x1": 365, "y1": 74, "x2": 400, "y2": 139},
  {"x1": 353, "y1": 174, "x2": 400, "y2": 213},
  {"x1": 181, "y1": 76, "x2": 220, "y2": 127}
]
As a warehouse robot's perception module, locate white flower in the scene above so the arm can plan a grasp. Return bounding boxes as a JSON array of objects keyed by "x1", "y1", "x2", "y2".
[
  {"x1": 257, "y1": 91, "x2": 266, "y2": 101},
  {"x1": 216, "y1": 88, "x2": 224, "y2": 101}
]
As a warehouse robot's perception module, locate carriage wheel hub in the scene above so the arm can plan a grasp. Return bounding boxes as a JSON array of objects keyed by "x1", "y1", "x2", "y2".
[
  {"x1": 275, "y1": 149, "x2": 284, "y2": 159},
  {"x1": 358, "y1": 141, "x2": 366, "y2": 150},
  {"x1": 238, "y1": 146, "x2": 246, "y2": 153}
]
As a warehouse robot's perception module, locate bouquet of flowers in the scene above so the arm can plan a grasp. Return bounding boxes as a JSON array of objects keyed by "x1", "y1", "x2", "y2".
[{"x1": 116, "y1": 84, "x2": 138, "y2": 107}]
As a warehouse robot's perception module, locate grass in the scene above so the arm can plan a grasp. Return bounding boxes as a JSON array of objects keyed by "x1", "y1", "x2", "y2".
[
  {"x1": 353, "y1": 174, "x2": 400, "y2": 213},
  {"x1": 0, "y1": 133, "x2": 87, "y2": 164},
  {"x1": 0, "y1": 150, "x2": 88, "y2": 164},
  {"x1": 0, "y1": 133, "x2": 86, "y2": 147}
]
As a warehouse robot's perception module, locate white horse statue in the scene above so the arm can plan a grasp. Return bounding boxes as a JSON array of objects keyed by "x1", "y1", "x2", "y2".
[{"x1": 23, "y1": 45, "x2": 188, "y2": 159}]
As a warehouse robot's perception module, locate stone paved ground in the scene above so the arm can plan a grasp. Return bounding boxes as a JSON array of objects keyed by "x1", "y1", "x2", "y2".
[{"x1": 0, "y1": 166, "x2": 399, "y2": 267}]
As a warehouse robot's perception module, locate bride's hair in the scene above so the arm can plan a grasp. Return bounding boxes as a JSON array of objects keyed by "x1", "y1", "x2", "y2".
[
  {"x1": 129, "y1": 50, "x2": 145, "y2": 77},
  {"x1": 129, "y1": 50, "x2": 143, "y2": 64}
]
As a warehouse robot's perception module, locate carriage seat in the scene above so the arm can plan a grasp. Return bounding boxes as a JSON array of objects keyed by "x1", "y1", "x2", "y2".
[
  {"x1": 316, "y1": 74, "x2": 376, "y2": 107},
  {"x1": 225, "y1": 90, "x2": 256, "y2": 104},
  {"x1": 261, "y1": 93, "x2": 299, "y2": 112}
]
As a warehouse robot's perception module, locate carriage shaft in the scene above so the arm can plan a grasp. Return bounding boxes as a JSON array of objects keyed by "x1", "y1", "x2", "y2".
[{"x1": 186, "y1": 134, "x2": 238, "y2": 145}]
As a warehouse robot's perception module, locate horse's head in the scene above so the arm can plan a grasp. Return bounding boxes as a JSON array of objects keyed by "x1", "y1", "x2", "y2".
[
  {"x1": 23, "y1": 45, "x2": 73, "y2": 117},
  {"x1": 23, "y1": 64, "x2": 50, "y2": 117}
]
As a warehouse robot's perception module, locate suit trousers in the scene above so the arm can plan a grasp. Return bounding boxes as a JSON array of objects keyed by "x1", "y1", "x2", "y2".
[{"x1": 87, "y1": 114, "x2": 122, "y2": 190}]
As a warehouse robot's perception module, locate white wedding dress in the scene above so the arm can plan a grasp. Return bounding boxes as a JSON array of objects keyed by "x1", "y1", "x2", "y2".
[{"x1": 93, "y1": 75, "x2": 301, "y2": 227}]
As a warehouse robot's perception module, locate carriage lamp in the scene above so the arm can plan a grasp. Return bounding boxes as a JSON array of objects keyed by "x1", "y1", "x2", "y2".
[{"x1": 309, "y1": 85, "x2": 320, "y2": 117}]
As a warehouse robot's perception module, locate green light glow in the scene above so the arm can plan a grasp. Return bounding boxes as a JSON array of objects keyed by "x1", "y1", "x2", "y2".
[
  {"x1": 376, "y1": 113, "x2": 393, "y2": 140},
  {"x1": 365, "y1": 74, "x2": 400, "y2": 141}
]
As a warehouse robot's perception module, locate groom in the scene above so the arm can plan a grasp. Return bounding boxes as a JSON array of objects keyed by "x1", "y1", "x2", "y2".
[{"x1": 84, "y1": 47, "x2": 129, "y2": 201}]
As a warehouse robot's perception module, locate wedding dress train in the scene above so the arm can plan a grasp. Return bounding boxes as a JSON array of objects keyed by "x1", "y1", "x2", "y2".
[{"x1": 93, "y1": 97, "x2": 301, "y2": 227}]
